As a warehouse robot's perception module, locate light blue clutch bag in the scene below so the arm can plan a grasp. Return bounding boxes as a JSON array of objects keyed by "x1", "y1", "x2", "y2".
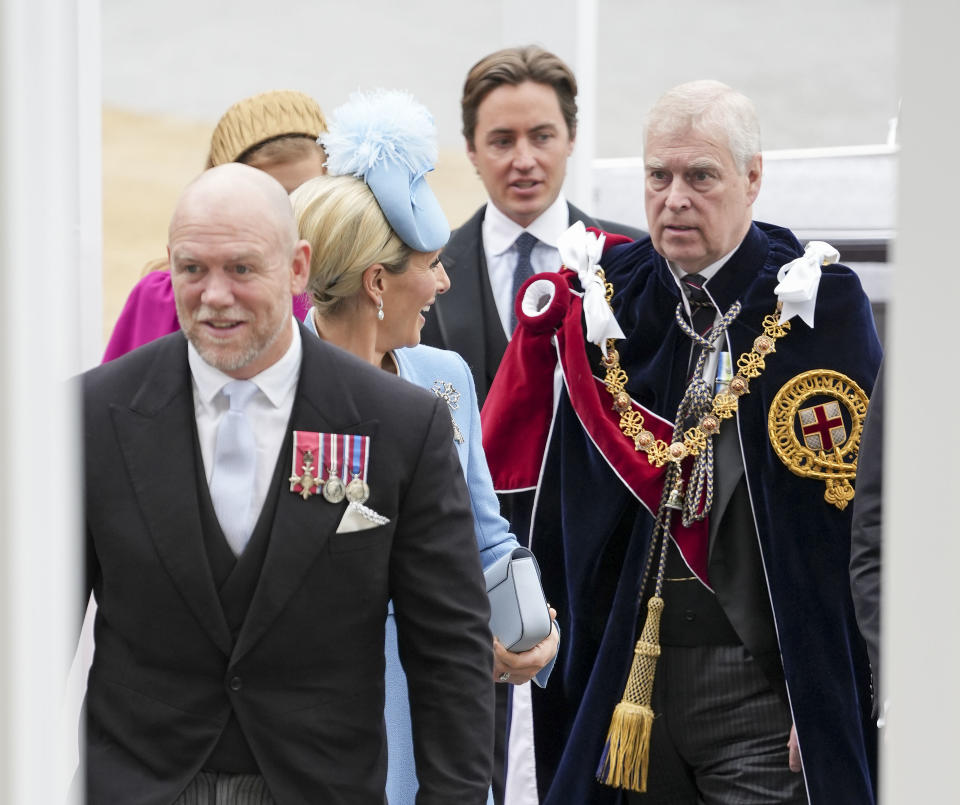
[{"x1": 484, "y1": 547, "x2": 552, "y2": 652}]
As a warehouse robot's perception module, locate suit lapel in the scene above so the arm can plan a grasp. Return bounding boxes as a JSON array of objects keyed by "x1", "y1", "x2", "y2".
[
  {"x1": 230, "y1": 329, "x2": 380, "y2": 665},
  {"x1": 438, "y1": 206, "x2": 504, "y2": 379},
  {"x1": 111, "y1": 335, "x2": 233, "y2": 656},
  {"x1": 709, "y1": 414, "x2": 746, "y2": 553},
  {"x1": 567, "y1": 202, "x2": 600, "y2": 231},
  {"x1": 436, "y1": 203, "x2": 601, "y2": 401}
]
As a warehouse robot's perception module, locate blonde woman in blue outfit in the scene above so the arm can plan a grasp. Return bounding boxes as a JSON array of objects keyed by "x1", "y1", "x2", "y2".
[{"x1": 291, "y1": 90, "x2": 558, "y2": 804}]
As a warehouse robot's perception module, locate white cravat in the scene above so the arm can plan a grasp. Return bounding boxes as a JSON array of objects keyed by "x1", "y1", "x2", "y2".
[
  {"x1": 189, "y1": 318, "x2": 303, "y2": 554},
  {"x1": 209, "y1": 380, "x2": 259, "y2": 555}
]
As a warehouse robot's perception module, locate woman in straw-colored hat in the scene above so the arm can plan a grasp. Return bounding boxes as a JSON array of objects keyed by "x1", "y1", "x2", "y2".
[
  {"x1": 103, "y1": 89, "x2": 328, "y2": 362},
  {"x1": 291, "y1": 89, "x2": 560, "y2": 804}
]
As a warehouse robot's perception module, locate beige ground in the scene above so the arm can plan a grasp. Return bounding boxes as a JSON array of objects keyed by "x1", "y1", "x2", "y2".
[{"x1": 102, "y1": 106, "x2": 487, "y2": 347}]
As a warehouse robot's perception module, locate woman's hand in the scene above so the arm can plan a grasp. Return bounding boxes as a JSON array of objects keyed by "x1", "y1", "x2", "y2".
[{"x1": 492, "y1": 608, "x2": 559, "y2": 684}]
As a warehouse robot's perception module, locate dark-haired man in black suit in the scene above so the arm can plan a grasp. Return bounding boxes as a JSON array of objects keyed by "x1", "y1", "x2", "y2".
[
  {"x1": 420, "y1": 45, "x2": 644, "y2": 805},
  {"x1": 421, "y1": 45, "x2": 644, "y2": 406}
]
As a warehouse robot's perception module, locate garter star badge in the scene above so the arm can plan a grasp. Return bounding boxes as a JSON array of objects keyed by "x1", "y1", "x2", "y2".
[{"x1": 767, "y1": 370, "x2": 869, "y2": 510}]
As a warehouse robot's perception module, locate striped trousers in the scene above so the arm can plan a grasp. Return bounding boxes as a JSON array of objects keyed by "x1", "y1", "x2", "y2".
[
  {"x1": 172, "y1": 772, "x2": 276, "y2": 805},
  {"x1": 626, "y1": 644, "x2": 807, "y2": 805}
]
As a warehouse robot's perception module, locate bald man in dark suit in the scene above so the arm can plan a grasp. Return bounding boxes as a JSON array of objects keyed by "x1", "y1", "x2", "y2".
[{"x1": 81, "y1": 164, "x2": 494, "y2": 805}]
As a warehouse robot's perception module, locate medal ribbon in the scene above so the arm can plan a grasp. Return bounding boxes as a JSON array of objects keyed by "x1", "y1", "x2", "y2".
[
  {"x1": 290, "y1": 431, "x2": 320, "y2": 493},
  {"x1": 324, "y1": 433, "x2": 338, "y2": 480},
  {"x1": 349, "y1": 435, "x2": 369, "y2": 482},
  {"x1": 289, "y1": 431, "x2": 373, "y2": 499},
  {"x1": 339, "y1": 435, "x2": 351, "y2": 484}
]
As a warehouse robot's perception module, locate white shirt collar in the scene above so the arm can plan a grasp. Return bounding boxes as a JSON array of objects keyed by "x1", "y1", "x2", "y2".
[
  {"x1": 667, "y1": 241, "x2": 742, "y2": 286},
  {"x1": 187, "y1": 316, "x2": 302, "y2": 406},
  {"x1": 482, "y1": 192, "x2": 569, "y2": 256}
]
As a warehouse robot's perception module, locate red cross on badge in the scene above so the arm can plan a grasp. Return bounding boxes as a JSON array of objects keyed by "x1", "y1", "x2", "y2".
[{"x1": 798, "y1": 401, "x2": 847, "y2": 452}]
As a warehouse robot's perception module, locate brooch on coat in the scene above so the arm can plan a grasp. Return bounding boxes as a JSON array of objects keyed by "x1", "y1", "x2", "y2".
[{"x1": 430, "y1": 380, "x2": 465, "y2": 444}]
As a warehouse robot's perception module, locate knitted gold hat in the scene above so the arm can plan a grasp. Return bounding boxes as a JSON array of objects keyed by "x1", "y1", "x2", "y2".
[{"x1": 206, "y1": 90, "x2": 328, "y2": 168}]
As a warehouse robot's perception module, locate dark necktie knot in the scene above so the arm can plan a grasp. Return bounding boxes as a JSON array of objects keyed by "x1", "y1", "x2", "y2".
[
  {"x1": 509, "y1": 232, "x2": 539, "y2": 333},
  {"x1": 514, "y1": 231, "x2": 538, "y2": 259},
  {"x1": 680, "y1": 273, "x2": 711, "y2": 307},
  {"x1": 680, "y1": 273, "x2": 714, "y2": 340}
]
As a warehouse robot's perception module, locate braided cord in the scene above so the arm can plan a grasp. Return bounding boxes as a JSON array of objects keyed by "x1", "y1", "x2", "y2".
[{"x1": 671, "y1": 300, "x2": 741, "y2": 524}]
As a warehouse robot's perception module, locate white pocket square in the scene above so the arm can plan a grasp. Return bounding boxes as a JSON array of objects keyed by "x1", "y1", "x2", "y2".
[{"x1": 335, "y1": 502, "x2": 391, "y2": 534}]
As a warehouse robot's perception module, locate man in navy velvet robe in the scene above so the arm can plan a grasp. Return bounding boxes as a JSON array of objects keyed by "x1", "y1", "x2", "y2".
[{"x1": 489, "y1": 80, "x2": 880, "y2": 804}]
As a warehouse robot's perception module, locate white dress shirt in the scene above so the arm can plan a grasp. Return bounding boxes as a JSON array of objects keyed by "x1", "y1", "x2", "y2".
[
  {"x1": 189, "y1": 318, "x2": 302, "y2": 532},
  {"x1": 481, "y1": 194, "x2": 571, "y2": 337}
]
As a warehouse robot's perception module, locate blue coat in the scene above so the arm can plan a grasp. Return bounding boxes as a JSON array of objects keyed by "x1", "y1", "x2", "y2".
[
  {"x1": 303, "y1": 314, "x2": 534, "y2": 803},
  {"x1": 390, "y1": 344, "x2": 518, "y2": 804}
]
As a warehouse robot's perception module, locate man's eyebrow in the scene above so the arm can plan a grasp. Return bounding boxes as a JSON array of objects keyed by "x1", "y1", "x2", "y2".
[
  {"x1": 687, "y1": 157, "x2": 721, "y2": 172},
  {"x1": 171, "y1": 251, "x2": 261, "y2": 264},
  {"x1": 643, "y1": 157, "x2": 722, "y2": 172}
]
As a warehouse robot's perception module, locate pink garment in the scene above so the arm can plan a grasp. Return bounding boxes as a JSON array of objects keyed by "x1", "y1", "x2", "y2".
[{"x1": 103, "y1": 270, "x2": 312, "y2": 363}]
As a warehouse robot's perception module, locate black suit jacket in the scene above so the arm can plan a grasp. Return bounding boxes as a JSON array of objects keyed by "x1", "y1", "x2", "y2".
[
  {"x1": 421, "y1": 202, "x2": 645, "y2": 404},
  {"x1": 82, "y1": 324, "x2": 494, "y2": 805},
  {"x1": 850, "y1": 362, "x2": 883, "y2": 711}
]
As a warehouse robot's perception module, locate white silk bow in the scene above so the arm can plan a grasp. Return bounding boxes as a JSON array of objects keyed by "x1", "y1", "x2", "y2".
[
  {"x1": 774, "y1": 240, "x2": 839, "y2": 328},
  {"x1": 557, "y1": 221, "x2": 625, "y2": 355}
]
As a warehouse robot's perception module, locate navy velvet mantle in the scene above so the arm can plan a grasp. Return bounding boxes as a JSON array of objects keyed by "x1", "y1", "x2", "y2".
[{"x1": 524, "y1": 223, "x2": 881, "y2": 805}]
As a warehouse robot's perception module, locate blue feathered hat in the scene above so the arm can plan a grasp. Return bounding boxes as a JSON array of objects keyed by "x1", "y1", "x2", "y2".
[{"x1": 320, "y1": 89, "x2": 450, "y2": 252}]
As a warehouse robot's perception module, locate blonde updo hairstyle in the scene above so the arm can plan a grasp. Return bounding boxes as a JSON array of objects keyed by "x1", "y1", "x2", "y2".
[{"x1": 291, "y1": 174, "x2": 413, "y2": 317}]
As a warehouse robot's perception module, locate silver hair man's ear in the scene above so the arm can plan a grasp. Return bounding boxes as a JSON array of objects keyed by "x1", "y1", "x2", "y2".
[{"x1": 320, "y1": 89, "x2": 450, "y2": 252}]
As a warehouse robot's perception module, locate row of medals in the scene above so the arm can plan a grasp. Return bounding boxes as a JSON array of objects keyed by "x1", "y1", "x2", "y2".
[{"x1": 291, "y1": 449, "x2": 369, "y2": 504}]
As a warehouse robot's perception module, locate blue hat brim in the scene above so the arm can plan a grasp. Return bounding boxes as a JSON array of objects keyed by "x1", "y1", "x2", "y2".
[{"x1": 365, "y1": 159, "x2": 450, "y2": 253}]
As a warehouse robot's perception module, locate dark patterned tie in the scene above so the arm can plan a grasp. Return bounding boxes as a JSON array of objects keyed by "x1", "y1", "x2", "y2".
[
  {"x1": 680, "y1": 273, "x2": 715, "y2": 379},
  {"x1": 509, "y1": 231, "x2": 538, "y2": 333}
]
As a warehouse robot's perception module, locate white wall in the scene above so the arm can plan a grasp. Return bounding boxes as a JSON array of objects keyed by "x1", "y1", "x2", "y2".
[
  {"x1": 0, "y1": 0, "x2": 98, "y2": 801},
  {"x1": 881, "y1": 1, "x2": 960, "y2": 801}
]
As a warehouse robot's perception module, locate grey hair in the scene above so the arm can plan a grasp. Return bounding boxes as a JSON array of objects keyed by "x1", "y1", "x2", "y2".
[{"x1": 644, "y1": 80, "x2": 761, "y2": 173}]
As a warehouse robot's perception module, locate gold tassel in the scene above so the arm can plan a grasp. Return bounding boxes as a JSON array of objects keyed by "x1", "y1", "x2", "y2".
[{"x1": 597, "y1": 595, "x2": 665, "y2": 792}]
